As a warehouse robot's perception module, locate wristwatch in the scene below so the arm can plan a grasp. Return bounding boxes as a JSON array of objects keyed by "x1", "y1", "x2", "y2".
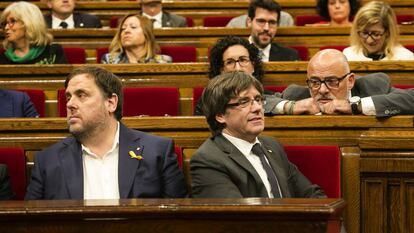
[{"x1": 349, "y1": 96, "x2": 361, "y2": 115}]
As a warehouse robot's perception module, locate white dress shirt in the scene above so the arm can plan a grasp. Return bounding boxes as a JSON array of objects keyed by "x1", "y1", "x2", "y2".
[
  {"x1": 52, "y1": 14, "x2": 75, "y2": 29},
  {"x1": 142, "y1": 12, "x2": 162, "y2": 28},
  {"x1": 82, "y1": 122, "x2": 120, "y2": 199}
]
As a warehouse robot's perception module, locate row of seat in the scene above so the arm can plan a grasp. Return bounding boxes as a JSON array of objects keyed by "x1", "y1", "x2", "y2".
[{"x1": 0, "y1": 145, "x2": 341, "y2": 200}]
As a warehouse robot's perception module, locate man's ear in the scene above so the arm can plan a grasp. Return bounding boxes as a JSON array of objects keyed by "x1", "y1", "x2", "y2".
[
  {"x1": 107, "y1": 93, "x2": 118, "y2": 114},
  {"x1": 246, "y1": 17, "x2": 253, "y2": 27},
  {"x1": 215, "y1": 113, "x2": 226, "y2": 124},
  {"x1": 347, "y1": 73, "x2": 356, "y2": 90},
  {"x1": 46, "y1": 0, "x2": 53, "y2": 9}
]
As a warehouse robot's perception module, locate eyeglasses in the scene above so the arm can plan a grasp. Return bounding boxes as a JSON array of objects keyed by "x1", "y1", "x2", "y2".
[
  {"x1": 226, "y1": 95, "x2": 266, "y2": 108},
  {"x1": 255, "y1": 18, "x2": 278, "y2": 27},
  {"x1": 306, "y1": 73, "x2": 350, "y2": 90},
  {"x1": 358, "y1": 31, "x2": 385, "y2": 40},
  {"x1": 1, "y1": 18, "x2": 19, "y2": 29},
  {"x1": 223, "y1": 56, "x2": 251, "y2": 69}
]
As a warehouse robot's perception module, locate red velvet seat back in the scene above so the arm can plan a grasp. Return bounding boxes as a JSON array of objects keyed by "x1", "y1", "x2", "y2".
[
  {"x1": 397, "y1": 14, "x2": 414, "y2": 24},
  {"x1": 63, "y1": 47, "x2": 86, "y2": 64},
  {"x1": 295, "y1": 15, "x2": 326, "y2": 26},
  {"x1": 284, "y1": 145, "x2": 341, "y2": 198},
  {"x1": 160, "y1": 45, "x2": 197, "y2": 62},
  {"x1": 57, "y1": 88, "x2": 67, "y2": 117},
  {"x1": 123, "y1": 87, "x2": 180, "y2": 116},
  {"x1": 96, "y1": 47, "x2": 109, "y2": 63},
  {"x1": 16, "y1": 89, "x2": 46, "y2": 117},
  {"x1": 264, "y1": 85, "x2": 287, "y2": 93},
  {"x1": 0, "y1": 148, "x2": 26, "y2": 200},
  {"x1": 288, "y1": 45, "x2": 309, "y2": 61},
  {"x1": 203, "y1": 16, "x2": 234, "y2": 27}
]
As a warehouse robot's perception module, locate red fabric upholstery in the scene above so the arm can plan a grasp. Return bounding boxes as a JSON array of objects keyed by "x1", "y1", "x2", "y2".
[
  {"x1": 295, "y1": 15, "x2": 326, "y2": 26},
  {"x1": 160, "y1": 45, "x2": 197, "y2": 62},
  {"x1": 284, "y1": 145, "x2": 341, "y2": 198},
  {"x1": 397, "y1": 14, "x2": 414, "y2": 24},
  {"x1": 404, "y1": 45, "x2": 414, "y2": 53},
  {"x1": 63, "y1": 47, "x2": 86, "y2": 64},
  {"x1": 288, "y1": 46, "x2": 309, "y2": 61},
  {"x1": 264, "y1": 85, "x2": 287, "y2": 93},
  {"x1": 96, "y1": 47, "x2": 109, "y2": 63},
  {"x1": 319, "y1": 45, "x2": 347, "y2": 52},
  {"x1": 192, "y1": 86, "x2": 205, "y2": 114},
  {"x1": 174, "y1": 146, "x2": 183, "y2": 169},
  {"x1": 16, "y1": 89, "x2": 46, "y2": 117},
  {"x1": 185, "y1": 16, "x2": 194, "y2": 27},
  {"x1": 109, "y1": 16, "x2": 194, "y2": 28},
  {"x1": 203, "y1": 16, "x2": 234, "y2": 27},
  {"x1": 123, "y1": 87, "x2": 179, "y2": 116},
  {"x1": 57, "y1": 88, "x2": 67, "y2": 117},
  {"x1": 0, "y1": 148, "x2": 26, "y2": 200},
  {"x1": 393, "y1": 84, "x2": 414, "y2": 89}
]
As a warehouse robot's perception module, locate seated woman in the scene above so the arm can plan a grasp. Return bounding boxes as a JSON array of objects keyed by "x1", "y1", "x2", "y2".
[
  {"x1": 0, "y1": 2, "x2": 68, "y2": 64},
  {"x1": 101, "y1": 14, "x2": 172, "y2": 64},
  {"x1": 315, "y1": 0, "x2": 359, "y2": 26},
  {"x1": 343, "y1": 1, "x2": 414, "y2": 61}
]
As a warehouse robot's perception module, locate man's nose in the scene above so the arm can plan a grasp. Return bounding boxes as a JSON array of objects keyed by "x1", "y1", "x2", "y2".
[{"x1": 318, "y1": 83, "x2": 330, "y2": 94}]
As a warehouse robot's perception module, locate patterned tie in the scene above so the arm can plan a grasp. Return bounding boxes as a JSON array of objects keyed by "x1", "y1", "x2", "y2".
[
  {"x1": 251, "y1": 143, "x2": 282, "y2": 198},
  {"x1": 59, "y1": 21, "x2": 68, "y2": 29}
]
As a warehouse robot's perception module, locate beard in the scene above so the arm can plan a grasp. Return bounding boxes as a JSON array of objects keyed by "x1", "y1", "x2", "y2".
[{"x1": 252, "y1": 32, "x2": 272, "y2": 49}]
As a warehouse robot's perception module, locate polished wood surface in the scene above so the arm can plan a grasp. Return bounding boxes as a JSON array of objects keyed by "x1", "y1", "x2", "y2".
[{"x1": 0, "y1": 198, "x2": 345, "y2": 233}]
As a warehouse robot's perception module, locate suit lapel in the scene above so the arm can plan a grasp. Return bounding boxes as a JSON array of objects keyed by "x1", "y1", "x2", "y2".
[
  {"x1": 118, "y1": 124, "x2": 142, "y2": 198},
  {"x1": 161, "y1": 13, "x2": 171, "y2": 27},
  {"x1": 59, "y1": 138, "x2": 84, "y2": 199}
]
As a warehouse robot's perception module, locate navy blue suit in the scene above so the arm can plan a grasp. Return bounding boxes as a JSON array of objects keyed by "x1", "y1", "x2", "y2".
[
  {"x1": 0, "y1": 90, "x2": 39, "y2": 118},
  {"x1": 25, "y1": 123, "x2": 187, "y2": 200}
]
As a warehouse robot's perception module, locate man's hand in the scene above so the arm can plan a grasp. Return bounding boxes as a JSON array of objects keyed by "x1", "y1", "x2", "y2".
[
  {"x1": 318, "y1": 99, "x2": 352, "y2": 114},
  {"x1": 284, "y1": 98, "x2": 321, "y2": 115}
]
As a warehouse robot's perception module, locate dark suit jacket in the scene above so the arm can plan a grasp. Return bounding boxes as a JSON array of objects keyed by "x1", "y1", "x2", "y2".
[
  {"x1": 25, "y1": 123, "x2": 187, "y2": 200},
  {"x1": 190, "y1": 134, "x2": 325, "y2": 198},
  {"x1": 269, "y1": 43, "x2": 299, "y2": 61},
  {"x1": 0, "y1": 90, "x2": 39, "y2": 118},
  {"x1": 44, "y1": 12, "x2": 102, "y2": 28},
  {"x1": 0, "y1": 164, "x2": 14, "y2": 200},
  {"x1": 264, "y1": 73, "x2": 414, "y2": 117}
]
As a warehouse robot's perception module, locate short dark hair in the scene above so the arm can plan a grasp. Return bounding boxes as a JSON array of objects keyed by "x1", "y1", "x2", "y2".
[
  {"x1": 248, "y1": 0, "x2": 281, "y2": 25},
  {"x1": 317, "y1": 0, "x2": 360, "y2": 20},
  {"x1": 202, "y1": 71, "x2": 264, "y2": 137},
  {"x1": 208, "y1": 36, "x2": 264, "y2": 82},
  {"x1": 65, "y1": 66, "x2": 124, "y2": 121}
]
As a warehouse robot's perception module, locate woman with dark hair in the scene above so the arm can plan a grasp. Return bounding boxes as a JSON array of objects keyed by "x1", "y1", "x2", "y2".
[
  {"x1": 195, "y1": 36, "x2": 266, "y2": 115},
  {"x1": 315, "y1": 0, "x2": 360, "y2": 26}
]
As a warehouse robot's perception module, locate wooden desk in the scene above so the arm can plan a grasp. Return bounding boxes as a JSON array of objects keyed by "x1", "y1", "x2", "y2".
[{"x1": 0, "y1": 198, "x2": 345, "y2": 233}]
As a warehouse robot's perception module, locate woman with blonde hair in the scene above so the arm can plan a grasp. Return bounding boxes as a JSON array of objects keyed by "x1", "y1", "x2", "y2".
[
  {"x1": 101, "y1": 14, "x2": 171, "y2": 64},
  {"x1": 343, "y1": 1, "x2": 414, "y2": 61},
  {"x1": 0, "y1": 1, "x2": 67, "y2": 64}
]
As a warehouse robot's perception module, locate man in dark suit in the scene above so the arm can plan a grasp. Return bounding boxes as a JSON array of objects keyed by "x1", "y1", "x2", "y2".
[
  {"x1": 0, "y1": 89, "x2": 39, "y2": 118},
  {"x1": 25, "y1": 66, "x2": 187, "y2": 200},
  {"x1": 247, "y1": 0, "x2": 299, "y2": 61},
  {"x1": 44, "y1": 0, "x2": 102, "y2": 29},
  {"x1": 140, "y1": 0, "x2": 187, "y2": 28},
  {"x1": 0, "y1": 164, "x2": 14, "y2": 200},
  {"x1": 264, "y1": 49, "x2": 414, "y2": 117},
  {"x1": 190, "y1": 71, "x2": 325, "y2": 198}
]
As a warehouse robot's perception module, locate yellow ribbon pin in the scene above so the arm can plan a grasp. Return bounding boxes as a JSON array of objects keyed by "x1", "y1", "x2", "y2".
[{"x1": 129, "y1": 151, "x2": 143, "y2": 160}]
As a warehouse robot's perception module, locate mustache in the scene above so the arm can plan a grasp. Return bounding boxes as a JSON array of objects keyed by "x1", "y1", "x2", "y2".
[{"x1": 316, "y1": 95, "x2": 334, "y2": 101}]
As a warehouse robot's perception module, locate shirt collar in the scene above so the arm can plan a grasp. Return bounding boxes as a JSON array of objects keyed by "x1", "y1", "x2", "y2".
[
  {"x1": 142, "y1": 11, "x2": 162, "y2": 23},
  {"x1": 52, "y1": 14, "x2": 74, "y2": 29},
  {"x1": 222, "y1": 132, "x2": 260, "y2": 156},
  {"x1": 248, "y1": 36, "x2": 271, "y2": 62}
]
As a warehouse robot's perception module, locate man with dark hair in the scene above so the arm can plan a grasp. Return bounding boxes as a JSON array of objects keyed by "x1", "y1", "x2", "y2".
[
  {"x1": 0, "y1": 164, "x2": 14, "y2": 200},
  {"x1": 140, "y1": 0, "x2": 187, "y2": 28},
  {"x1": 26, "y1": 66, "x2": 187, "y2": 200},
  {"x1": 0, "y1": 89, "x2": 39, "y2": 117},
  {"x1": 265, "y1": 49, "x2": 414, "y2": 116},
  {"x1": 44, "y1": 0, "x2": 102, "y2": 29},
  {"x1": 247, "y1": 0, "x2": 299, "y2": 61},
  {"x1": 190, "y1": 71, "x2": 325, "y2": 198}
]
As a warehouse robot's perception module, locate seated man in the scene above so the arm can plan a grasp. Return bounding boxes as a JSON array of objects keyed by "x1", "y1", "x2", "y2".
[
  {"x1": 0, "y1": 89, "x2": 39, "y2": 118},
  {"x1": 44, "y1": 0, "x2": 102, "y2": 29},
  {"x1": 265, "y1": 49, "x2": 414, "y2": 117},
  {"x1": 0, "y1": 164, "x2": 14, "y2": 200},
  {"x1": 140, "y1": 0, "x2": 187, "y2": 28},
  {"x1": 26, "y1": 66, "x2": 187, "y2": 200},
  {"x1": 190, "y1": 71, "x2": 325, "y2": 198}
]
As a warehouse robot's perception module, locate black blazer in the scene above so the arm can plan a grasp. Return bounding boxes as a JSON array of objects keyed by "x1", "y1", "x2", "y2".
[
  {"x1": 44, "y1": 12, "x2": 102, "y2": 28},
  {"x1": 0, "y1": 164, "x2": 14, "y2": 200},
  {"x1": 269, "y1": 43, "x2": 299, "y2": 61}
]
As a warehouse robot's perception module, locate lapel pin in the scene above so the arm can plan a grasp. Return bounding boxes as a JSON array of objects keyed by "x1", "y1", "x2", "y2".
[
  {"x1": 267, "y1": 149, "x2": 272, "y2": 153},
  {"x1": 129, "y1": 151, "x2": 143, "y2": 160}
]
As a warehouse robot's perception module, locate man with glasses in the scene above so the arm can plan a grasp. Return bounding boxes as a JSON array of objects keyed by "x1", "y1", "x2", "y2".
[
  {"x1": 247, "y1": 0, "x2": 299, "y2": 61},
  {"x1": 265, "y1": 49, "x2": 414, "y2": 116},
  {"x1": 190, "y1": 71, "x2": 325, "y2": 198}
]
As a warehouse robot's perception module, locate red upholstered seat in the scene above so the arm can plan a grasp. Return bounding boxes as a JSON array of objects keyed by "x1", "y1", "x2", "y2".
[
  {"x1": 264, "y1": 85, "x2": 287, "y2": 93},
  {"x1": 0, "y1": 147, "x2": 26, "y2": 200},
  {"x1": 160, "y1": 45, "x2": 197, "y2": 62},
  {"x1": 203, "y1": 16, "x2": 234, "y2": 27},
  {"x1": 288, "y1": 46, "x2": 309, "y2": 60},
  {"x1": 63, "y1": 47, "x2": 86, "y2": 64},
  {"x1": 393, "y1": 84, "x2": 414, "y2": 89},
  {"x1": 96, "y1": 47, "x2": 109, "y2": 63},
  {"x1": 319, "y1": 45, "x2": 347, "y2": 52},
  {"x1": 16, "y1": 89, "x2": 46, "y2": 117},
  {"x1": 397, "y1": 14, "x2": 414, "y2": 24},
  {"x1": 295, "y1": 15, "x2": 327, "y2": 26},
  {"x1": 404, "y1": 45, "x2": 414, "y2": 53},
  {"x1": 57, "y1": 88, "x2": 67, "y2": 117},
  {"x1": 123, "y1": 87, "x2": 180, "y2": 116},
  {"x1": 185, "y1": 16, "x2": 194, "y2": 27},
  {"x1": 284, "y1": 145, "x2": 341, "y2": 198}
]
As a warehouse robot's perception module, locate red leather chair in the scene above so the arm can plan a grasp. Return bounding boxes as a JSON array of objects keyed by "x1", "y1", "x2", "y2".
[
  {"x1": 288, "y1": 45, "x2": 309, "y2": 61},
  {"x1": 319, "y1": 45, "x2": 347, "y2": 52},
  {"x1": 16, "y1": 89, "x2": 46, "y2": 117},
  {"x1": 397, "y1": 14, "x2": 414, "y2": 24},
  {"x1": 284, "y1": 145, "x2": 341, "y2": 198},
  {"x1": 203, "y1": 16, "x2": 234, "y2": 27},
  {"x1": 123, "y1": 87, "x2": 180, "y2": 116},
  {"x1": 295, "y1": 15, "x2": 326, "y2": 26},
  {"x1": 0, "y1": 147, "x2": 26, "y2": 200},
  {"x1": 160, "y1": 45, "x2": 197, "y2": 62},
  {"x1": 63, "y1": 47, "x2": 86, "y2": 64}
]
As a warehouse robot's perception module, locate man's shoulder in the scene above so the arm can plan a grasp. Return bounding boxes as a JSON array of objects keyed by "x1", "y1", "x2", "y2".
[
  {"x1": 74, "y1": 12, "x2": 99, "y2": 20},
  {"x1": 163, "y1": 11, "x2": 186, "y2": 21},
  {"x1": 270, "y1": 43, "x2": 299, "y2": 60}
]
